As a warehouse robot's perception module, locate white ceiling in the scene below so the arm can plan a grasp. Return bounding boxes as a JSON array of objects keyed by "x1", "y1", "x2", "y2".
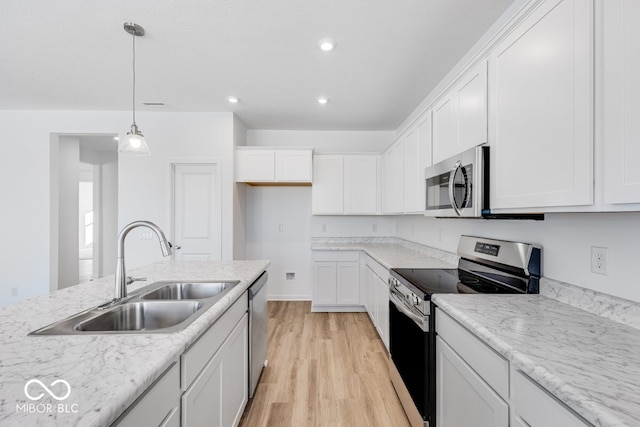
[{"x1": 0, "y1": 0, "x2": 515, "y2": 131}]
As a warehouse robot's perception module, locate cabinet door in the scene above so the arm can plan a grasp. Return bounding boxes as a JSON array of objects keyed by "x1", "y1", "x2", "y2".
[
  {"x1": 376, "y1": 275, "x2": 389, "y2": 350},
  {"x1": 436, "y1": 336, "x2": 509, "y2": 427},
  {"x1": 433, "y1": 94, "x2": 457, "y2": 164},
  {"x1": 489, "y1": 0, "x2": 593, "y2": 210},
  {"x1": 336, "y1": 262, "x2": 359, "y2": 305},
  {"x1": 365, "y1": 266, "x2": 377, "y2": 324},
  {"x1": 603, "y1": 0, "x2": 640, "y2": 204},
  {"x1": 456, "y1": 61, "x2": 487, "y2": 153},
  {"x1": 235, "y1": 150, "x2": 275, "y2": 182},
  {"x1": 386, "y1": 142, "x2": 405, "y2": 213},
  {"x1": 275, "y1": 150, "x2": 312, "y2": 182},
  {"x1": 403, "y1": 127, "x2": 420, "y2": 213},
  {"x1": 114, "y1": 363, "x2": 180, "y2": 427},
  {"x1": 511, "y1": 370, "x2": 589, "y2": 427},
  {"x1": 312, "y1": 156, "x2": 344, "y2": 214},
  {"x1": 182, "y1": 350, "x2": 224, "y2": 427},
  {"x1": 344, "y1": 156, "x2": 378, "y2": 214},
  {"x1": 222, "y1": 315, "x2": 249, "y2": 427},
  {"x1": 313, "y1": 262, "x2": 337, "y2": 305}
]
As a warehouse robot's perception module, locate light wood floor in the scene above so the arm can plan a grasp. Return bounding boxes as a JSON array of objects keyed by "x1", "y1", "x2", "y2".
[{"x1": 239, "y1": 301, "x2": 410, "y2": 427}]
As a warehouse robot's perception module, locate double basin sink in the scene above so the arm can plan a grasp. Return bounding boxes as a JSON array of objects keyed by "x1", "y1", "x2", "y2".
[{"x1": 29, "y1": 280, "x2": 240, "y2": 335}]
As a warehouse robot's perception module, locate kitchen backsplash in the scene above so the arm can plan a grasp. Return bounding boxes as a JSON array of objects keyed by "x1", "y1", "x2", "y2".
[{"x1": 541, "y1": 278, "x2": 640, "y2": 331}]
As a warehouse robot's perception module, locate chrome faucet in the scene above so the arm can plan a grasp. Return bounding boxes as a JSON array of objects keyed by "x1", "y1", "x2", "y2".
[{"x1": 114, "y1": 221, "x2": 173, "y2": 300}]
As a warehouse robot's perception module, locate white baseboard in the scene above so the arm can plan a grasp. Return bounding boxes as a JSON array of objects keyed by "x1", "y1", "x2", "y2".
[
  {"x1": 267, "y1": 294, "x2": 311, "y2": 301},
  {"x1": 311, "y1": 304, "x2": 367, "y2": 313}
]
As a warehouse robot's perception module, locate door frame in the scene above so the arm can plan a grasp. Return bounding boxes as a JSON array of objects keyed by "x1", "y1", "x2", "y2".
[{"x1": 168, "y1": 158, "x2": 223, "y2": 261}]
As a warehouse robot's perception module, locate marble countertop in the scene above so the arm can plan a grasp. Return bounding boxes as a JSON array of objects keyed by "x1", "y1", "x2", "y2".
[
  {"x1": 432, "y1": 294, "x2": 640, "y2": 427},
  {"x1": 0, "y1": 259, "x2": 270, "y2": 427},
  {"x1": 311, "y1": 241, "x2": 457, "y2": 270}
]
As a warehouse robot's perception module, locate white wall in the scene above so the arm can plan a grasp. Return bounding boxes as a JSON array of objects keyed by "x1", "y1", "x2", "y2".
[
  {"x1": 56, "y1": 136, "x2": 80, "y2": 289},
  {"x1": 244, "y1": 129, "x2": 396, "y2": 300},
  {"x1": 246, "y1": 186, "x2": 312, "y2": 300},
  {"x1": 396, "y1": 213, "x2": 640, "y2": 303},
  {"x1": 0, "y1": 110, "x2": 237, "y2": 306},
  {"x1": 232, "y1": 115, "x2": 248, "y2": 260}
]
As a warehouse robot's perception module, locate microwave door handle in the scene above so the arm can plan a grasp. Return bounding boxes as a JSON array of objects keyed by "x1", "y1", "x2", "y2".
[{"x1": 448, "y1": 161, "x2": 462, "y2": 216}]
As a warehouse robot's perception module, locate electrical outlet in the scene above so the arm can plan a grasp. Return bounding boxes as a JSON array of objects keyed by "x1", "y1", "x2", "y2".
[
  {"x1": 322, "y1": 224, "x2": 328, "y2": 233},
  {"x1": 591, "y1": 247, "x2": 608, "y2": 275},
  {"x1": 286, "y1": 272, "x2": 295, "y2": 280},
  {"x1": 140, "y1": 230, "x2": 153, "y2": 240},
  {"x1": 11, "y1": 287, "x2": 18, "y2": 297},
  {"x1": 372, "y1": 223, "x2": 378, "y2": 232}
]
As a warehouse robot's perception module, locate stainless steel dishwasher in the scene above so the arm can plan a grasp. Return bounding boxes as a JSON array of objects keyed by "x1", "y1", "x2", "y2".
[{"x1": 248, "y1": 271, "x2": 268, "y2": 398}]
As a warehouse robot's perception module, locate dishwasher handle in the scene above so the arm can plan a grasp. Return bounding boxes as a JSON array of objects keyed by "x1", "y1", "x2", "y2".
[{"x1": 249, "y1": 271, "x2": 268, "y2": 298}]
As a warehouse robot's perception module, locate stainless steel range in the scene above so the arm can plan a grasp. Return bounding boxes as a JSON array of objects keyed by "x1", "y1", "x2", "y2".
[{"x1": 387, "y1": 235, "x2": 541, "y2": 427}]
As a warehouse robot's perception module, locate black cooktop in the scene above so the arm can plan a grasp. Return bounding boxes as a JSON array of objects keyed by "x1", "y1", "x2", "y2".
[{"x1": 390, "y1": 268, "x2": 528, "y2": 299}]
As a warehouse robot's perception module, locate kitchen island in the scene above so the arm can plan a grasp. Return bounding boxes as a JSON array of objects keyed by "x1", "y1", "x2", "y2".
[
  {"x1": 0, "y1": 259, "x2": 269, "y2": 427},
  {"x1": 432, "y1": 294, "x2": 640, "y2": 427}
]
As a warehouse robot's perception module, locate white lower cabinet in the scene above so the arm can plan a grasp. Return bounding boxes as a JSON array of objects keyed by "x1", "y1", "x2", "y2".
[
  {"x1": 181, "y1": 294, "x2": 249, "y2": 427},
  {"x1": 114, "y1": 292, "x2": 250, "y2": 427},
  {"x1": 436, "y1": 336, "x2": 508, "y2": 427},
  {"x1": 182, "y1": 312, "x2": 248, "y2": 427},
  {"x1": 362, "y1": 255, "x2": 390, "y2": 350},
  {"x1": 511, "y1": 369, "x2": 589, "y2": 427},
  {"x1": 112, "y1": 362, "x2": 181, "y2": 427},
  {"x1": 436, "y1": 308, "x2": 593, "y2": 427},
  {"x1": 312, "y1": 251, "x2": 361, "y2": 311}
]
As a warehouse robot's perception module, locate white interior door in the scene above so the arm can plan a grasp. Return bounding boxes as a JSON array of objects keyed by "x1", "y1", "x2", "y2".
[{"x1": 173, "y1": 163, "x2": 222, "y2": 261}]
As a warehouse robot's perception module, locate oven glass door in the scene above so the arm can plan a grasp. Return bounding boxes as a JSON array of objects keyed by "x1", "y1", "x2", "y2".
[{"x1": 389, "y1": 299, "x2": 430, "y2": 420}]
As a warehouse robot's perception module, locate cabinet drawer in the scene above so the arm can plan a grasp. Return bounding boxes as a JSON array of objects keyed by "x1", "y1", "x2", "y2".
[
  {"x1": 112, "y1": 362, "x2": 180, "y2": 427},
  {"x1": 511, "y1": 370, "x2": 590, "y2": 427},
  {"x1": 364, "y1": 254, "x2": 389, "y2": 282},
  {"x1": 181, "y1": 292, "x2": 248, "y2": 390},
  {"x1": 436, "y1": 309, "x2": 509, "y2": 399}
]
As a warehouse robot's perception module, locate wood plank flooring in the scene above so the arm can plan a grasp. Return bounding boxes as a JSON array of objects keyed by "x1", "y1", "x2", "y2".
[{"x1": 239, "y1": 301, "x2": 410, "y2": 427}]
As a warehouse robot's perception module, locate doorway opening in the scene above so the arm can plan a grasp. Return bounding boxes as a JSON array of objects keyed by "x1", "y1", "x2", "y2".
[{"x1": 50, "y1": 134, "x2": 118, "y2": 290}]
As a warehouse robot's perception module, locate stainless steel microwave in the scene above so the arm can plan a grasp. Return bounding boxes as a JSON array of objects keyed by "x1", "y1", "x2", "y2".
[{"x1": 425, "y1": 145, "x2": 488, "y2": 217}]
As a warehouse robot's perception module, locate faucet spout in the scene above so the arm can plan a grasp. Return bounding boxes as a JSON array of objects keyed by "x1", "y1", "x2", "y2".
[{"x1": 114, "y1": 221, "x2": 173, "y2": 300}]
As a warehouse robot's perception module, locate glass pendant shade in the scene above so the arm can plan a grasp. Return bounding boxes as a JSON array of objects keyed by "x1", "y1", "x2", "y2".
[{"x1": 119, "y1": 124, "x2": 151, "y2": 155}]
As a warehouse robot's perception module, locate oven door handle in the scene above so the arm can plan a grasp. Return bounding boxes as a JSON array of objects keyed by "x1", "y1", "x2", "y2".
[{"x1": 390, "y1": 292, "x2": 429, "y2": 332}]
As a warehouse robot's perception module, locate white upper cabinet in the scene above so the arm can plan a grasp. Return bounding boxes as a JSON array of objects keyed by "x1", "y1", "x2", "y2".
[
  {"x1": 344, "y1": 156, "x2": 379, "y2": 214},
  {"x1": 312, "y1": 154, "x2": 379, "y2": 215},
  {"x1": 403, "y1": 112, "x2": 433, "y2": 213},
  {"x1": 235, "y1": 147, "x2": 312, "y2": 184},
  {"x1": 602, "y1": 0, "x2": 640, "y2": 205},
  {"x1": 433, "y1": 61, "x2": 487, "y2": 164},
  {"x1": 382, "y1": 141, "x2": 404, "y2": 213},
  {"x1": 312, "y1": 155, "x2": 344, "y2": 214},
  {"x1": 488, "y1": 0, "x2": 593, "y2": 211}
]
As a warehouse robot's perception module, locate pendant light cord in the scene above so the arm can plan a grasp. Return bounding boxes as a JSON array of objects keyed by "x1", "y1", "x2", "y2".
[{"x1": 132, "y1": 32, "x2": 136, "y2": 127}]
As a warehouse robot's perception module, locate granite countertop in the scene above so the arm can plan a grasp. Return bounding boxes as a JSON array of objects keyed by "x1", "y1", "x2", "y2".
[
  {"x1": 432, "y1": 294, "x2": 640, "y2": 427},
  {"x1": 311, "y1": 241, "x2": 457, "y2": 270},
  {"x1": 0, "y1": 259, "x2": 269, "y2": 427}
]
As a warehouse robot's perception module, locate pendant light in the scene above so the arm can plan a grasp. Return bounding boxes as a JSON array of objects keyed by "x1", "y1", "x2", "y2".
[{"x1": 119, "y1": 22, "x2": 151, "y2": 156}]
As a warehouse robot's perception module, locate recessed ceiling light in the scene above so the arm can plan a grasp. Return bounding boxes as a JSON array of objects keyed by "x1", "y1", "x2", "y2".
[
  {"x1": 317, "y1": 38, "x2": 336, "y2": 52},
  {"x1": 317, "y1": 97, "x2": 329, "y2": 104},
  {"x1": 113, "y1": 136, "x2": 120, "y2": 141},
  {"x1": 227, "y1": 96, "x2": 239, "y2": 103}
]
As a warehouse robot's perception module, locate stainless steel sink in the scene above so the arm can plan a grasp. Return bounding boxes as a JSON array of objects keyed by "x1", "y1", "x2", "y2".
[
  {"x1": 141, "y1": 281, "x2": 238, "y2": 300},
  {"x1": 75, "y1": 301, "x2": 203, "y2": 332},
  {"x1": 29, "y1": 279, "x2": 241, "y2": 335}
]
